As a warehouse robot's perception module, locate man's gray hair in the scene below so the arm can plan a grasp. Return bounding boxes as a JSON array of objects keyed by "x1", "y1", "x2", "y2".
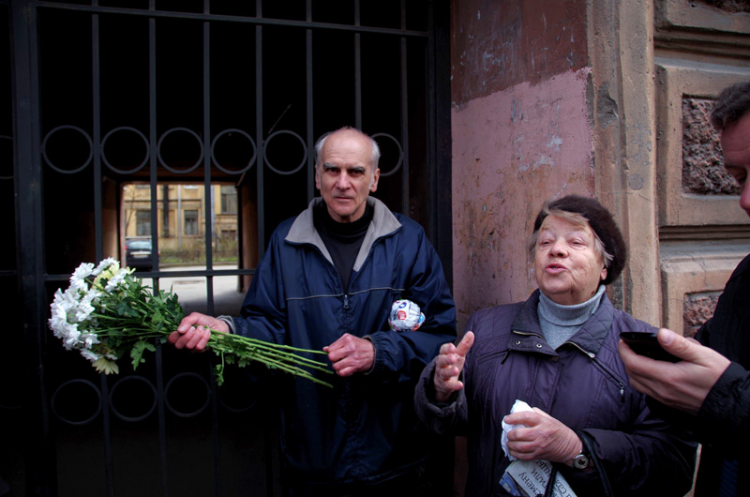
[{"x1": 314, "y1": 126, "x2": 381, "y2": 169}]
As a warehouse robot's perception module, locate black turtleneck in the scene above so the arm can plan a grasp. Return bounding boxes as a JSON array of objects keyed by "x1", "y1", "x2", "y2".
[{"x1": 313, "y1": 201, "x2": 374, "y2": 293}]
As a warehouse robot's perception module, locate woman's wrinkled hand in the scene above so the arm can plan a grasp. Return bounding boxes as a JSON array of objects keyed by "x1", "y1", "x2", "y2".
[
  {"x1": 504, "y1": 408, "x2": 582, "y2": 465},
  {"x1": 433, "y1": 331, "x2": 475, "y2": 403}
]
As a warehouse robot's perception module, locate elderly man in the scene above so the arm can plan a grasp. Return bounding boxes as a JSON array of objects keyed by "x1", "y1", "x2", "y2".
[
  {"x1": 619, "y1": 81, "x2": 750, "y2": 496},
  {"x1": 169, "y1": 126, "x2": 457, "y2": 495}
]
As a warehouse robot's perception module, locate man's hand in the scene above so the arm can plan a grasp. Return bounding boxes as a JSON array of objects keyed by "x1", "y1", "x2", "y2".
[
  {"x1": 619, "y1": 327, "x2": 731, "y2": 415},
  {"x1": 433, "y1": 331, "x2": 475, "y2": 403},
  {"x1": 324, "y1": 333, "x2": 375, "y2": 377},
  {"x1": 168, "y1": 312, "x2": 229, "y2": 352},
  {"x1": 504, "y1": 408, "x2": 582, "y2": 465}
]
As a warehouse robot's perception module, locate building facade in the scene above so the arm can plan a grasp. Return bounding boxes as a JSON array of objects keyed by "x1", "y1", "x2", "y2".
[{"x1": 122, "y1": 183, "x2": 238, "y2": 259}]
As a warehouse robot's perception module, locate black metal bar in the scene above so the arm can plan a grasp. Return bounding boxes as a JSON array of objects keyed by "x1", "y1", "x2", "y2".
[
  {"x1": 209, "y1": 361, "x2": 223, "y2": 497},
  {"x1": 254, "y1": 6, "x2": 277, "y2": 496},
  {"x1": 149, "y1": 0, "x2": 161, "y2": 299},
  {"x1": 306, "y1": 0, "x2": 314, "y2": 202},
  {"x1": 44, "y1": 268, "x2": 256, "y2": 282},
  {"x1": 429, "y1": 0, "x2": 452, "y2": 288},
  {"x1": 400, "y1": 0, "x2": 409, "y2": 214},
  {"x1": 163, "y1": 184, "x2": 170, "y2": 237},
  {"x1": 148, "y1": 3, "x2": 170, "y2": 494},
  {"x1": 99, "y1": 373, "x2": 115, "y2": 497},
  {"x1": 203, "y1": 13, "x2": 215, "y2": 318},
  {"x1": 203, "y1": 4, "x2": 223, "y2": 493},
  {"x1": 92, "y1": 10, "x2": 103, "y2": 262},
  {"x1": 255, "y1": 0, "x2": 265, "y2": 258},
  {"x1": 425, "y1": 1, "x2": 436, "y2": 240},
  {"x1": 34, "y1": 2, "x2": 430, "y2": 38},
  {"x1": 354, "y1": 1, "x2": 361, "y2": 129},
  {"x1": 91, "y1": 7, "x2": 117, "y2": 495},
  {"x1": 11, "y1": 0, "x2": 57, "y2": 492},
  {"x1": 154, "y1": 343, "x2": 169, "y2": 497}
]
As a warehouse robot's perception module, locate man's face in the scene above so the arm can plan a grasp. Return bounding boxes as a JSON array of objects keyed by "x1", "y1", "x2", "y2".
[
  {"x1": 720, "y1": 111, "x2": 750, "y2": 218},
  {"x1": 315, "y1": 130, "x2": 380, "y2": 223}
]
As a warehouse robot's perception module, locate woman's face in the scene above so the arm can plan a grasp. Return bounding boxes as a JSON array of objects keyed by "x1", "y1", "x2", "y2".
[{"x1": 534, "y1": 214, "x2": 607, "y2": 306}]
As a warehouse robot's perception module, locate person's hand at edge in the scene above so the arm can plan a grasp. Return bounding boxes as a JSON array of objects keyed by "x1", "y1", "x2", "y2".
[
  {"x1": 619, "y1": 327, "x2": 731, "y2": 415},
  {"x1": 433, "y1": 331, "x2": 475, "y2": 403},
  {"x1": 168, "y1": 312, "x2": 229, "y2": 352}
]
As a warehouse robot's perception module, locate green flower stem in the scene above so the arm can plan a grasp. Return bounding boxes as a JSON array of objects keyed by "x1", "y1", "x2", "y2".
[
  {"x1": 251, "y1": 355, "x2": 333, "y2": 388},
  {"x1": 211, "y1": 338, "x2": 330, "y2": 368},
  {"x1": 208, "y1": 331, "x2": 334, "y2": 375},
  {"x1": 211, "y1": 331, "x2": 328, "y2": 355},
  {"x1": 211, "y1": 343, "x2": 331, "y2": 373}
]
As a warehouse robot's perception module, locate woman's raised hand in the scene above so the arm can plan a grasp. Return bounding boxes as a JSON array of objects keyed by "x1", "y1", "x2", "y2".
[{"x1": 433, "y1": 331, "x2": 475, "y2": 403}]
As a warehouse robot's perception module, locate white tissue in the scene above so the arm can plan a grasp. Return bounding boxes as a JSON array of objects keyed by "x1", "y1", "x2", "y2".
[{"x1": 501, "y1": 399, "x2": 533, "y2": 461}]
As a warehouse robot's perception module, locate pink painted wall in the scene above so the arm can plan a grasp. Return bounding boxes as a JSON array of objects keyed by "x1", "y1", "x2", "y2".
[
  {"x1": 450, "y1": 0, "x2": 588, "y2": 105},
  {"x1": 451, "y1": 69, "x2": 595, "y2": 329}
]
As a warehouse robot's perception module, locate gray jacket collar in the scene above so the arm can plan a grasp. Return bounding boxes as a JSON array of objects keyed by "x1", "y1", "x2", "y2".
[{"x1": 285, "y1": 197, "x2": 402, "y2": 271}]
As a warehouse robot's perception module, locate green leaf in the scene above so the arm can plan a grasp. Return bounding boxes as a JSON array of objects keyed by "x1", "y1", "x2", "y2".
[{"x1": 130, "y1": 340, "x2": 156, "y2": 370}]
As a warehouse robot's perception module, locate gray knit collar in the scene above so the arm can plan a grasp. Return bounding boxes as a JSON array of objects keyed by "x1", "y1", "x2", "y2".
[{"x1": 538, "y1": 285, "x2": 606, "y2": 327}]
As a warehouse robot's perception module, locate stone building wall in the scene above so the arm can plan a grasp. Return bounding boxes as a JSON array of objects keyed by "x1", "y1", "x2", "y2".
[{"x1": 450, "y1": 0, "x2": 750, "y2": 336}]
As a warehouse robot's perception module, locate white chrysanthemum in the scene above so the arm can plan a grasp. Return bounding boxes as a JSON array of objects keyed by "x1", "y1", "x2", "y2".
[
  {"x1": 59, "y1": 322, "x2": 82, "y2": 350},
  {"x1": 83, "y1": 287, "x2": 103, "y2": 303},
  {"x1": 75, "y1": 300, "x2": 95, "y2": 322},
  {"x1": 70, "y1": 262, "x2": 95, "y2": 290},
  {"x1": 80, "y1": 332, "x2": 100, "y2": 349},
  {"x1": 80, "y1": 348, "x2": 102, "y2": 362},
  {"x1": 92, "y1": 257, "x2": 118, "y2": 276},
  {"x1": 55, "y1": 288, "x2": 81, "y2": 316},
  {"x1": 105, "y1": 269, "x2": 128, "y2": 292},
  {"x1": 48, "y1": 302, "x2": 69, "y2": 336}
]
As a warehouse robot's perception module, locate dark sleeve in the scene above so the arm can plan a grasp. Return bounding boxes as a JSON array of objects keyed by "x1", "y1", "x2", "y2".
[
  {"x1": 367, "y1": 227, "x2": 457, "y2": 382},
  {"x1": 562, "y1": 398, "x2": 698, "y2": 496},
  {"x1": 413, "y1": 357, "x2": 468, "y2": 435},
  {"x1": 695, "y1": 362, "x2": 750, "y2": 454}
]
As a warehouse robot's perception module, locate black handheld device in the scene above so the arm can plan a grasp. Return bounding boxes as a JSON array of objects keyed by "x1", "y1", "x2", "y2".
[{"x1": 620, "y1": 331, "x2": 680, "y2": 363}]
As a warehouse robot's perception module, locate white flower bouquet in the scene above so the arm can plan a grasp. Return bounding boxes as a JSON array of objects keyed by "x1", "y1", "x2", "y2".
[{"x1": 48, "y1": 258, "x2": 333, "y2": 387}]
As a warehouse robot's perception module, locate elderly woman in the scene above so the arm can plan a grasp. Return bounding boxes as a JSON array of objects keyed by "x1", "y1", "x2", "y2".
[{"x1": 414, "y1": 195, "x2": 697, "y2": 496}]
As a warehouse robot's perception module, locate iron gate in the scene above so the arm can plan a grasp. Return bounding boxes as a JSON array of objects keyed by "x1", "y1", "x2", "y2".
[{"x1": 4, "y1": 0, "x2": 451, "y2": 495}]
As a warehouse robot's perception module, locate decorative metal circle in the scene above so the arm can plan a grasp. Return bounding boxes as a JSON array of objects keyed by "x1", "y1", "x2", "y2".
[
  {"x1": 101, "y1": 126, "x2": 150, "y2": 174},
  {"x1": 263, "y1": 130, "x2": 308, "y2": 176},
  {"x1": 51, "y1": 378, "x2": 102, "y2": 425},
  {"x1": 216, "y1": 372, "x2": 259, "y2": 413},
  {"x1": 42, "y1": 125, "x2": 94, "y2": 174},
  {"x1": 371, "y1": 133, "x2": 404, "y2": 177},
  {"x1": 0, "y1": 135, "x2": 12, "y2": 180},
  {"x1": 109, "y1": 375, "x2": 158, "y2": 422},
  {"x1": 164, "y1": 372, "x2": 211, "y2": 418},
  {"x1": 210, "y1": 128, "x2": 257, "y2": 175},
  {"x1": 157, "y1": 127, "x2": 204, "y2": 174}
]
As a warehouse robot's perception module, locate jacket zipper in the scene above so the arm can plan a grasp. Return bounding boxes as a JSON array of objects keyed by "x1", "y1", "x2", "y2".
[
  {"x1": 565, "y1": 341, "x2": 626, "y2": 403},
  {"x1": 593, "y1": 357, "x2": 626, "y2": 403}
]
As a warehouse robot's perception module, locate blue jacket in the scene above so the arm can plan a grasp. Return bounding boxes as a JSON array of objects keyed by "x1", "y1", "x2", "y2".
[
  {"x1": 233, "y1": 197, "x2": 457, "y2": 486},
  {"x1": 414, "y1": 290, "x2": 697, "y2": 496}
]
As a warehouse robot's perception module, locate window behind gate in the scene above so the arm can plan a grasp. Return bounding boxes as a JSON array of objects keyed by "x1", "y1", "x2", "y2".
[{"x1": 5, "y1": 0, "x2": 451, "y2": 495}]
